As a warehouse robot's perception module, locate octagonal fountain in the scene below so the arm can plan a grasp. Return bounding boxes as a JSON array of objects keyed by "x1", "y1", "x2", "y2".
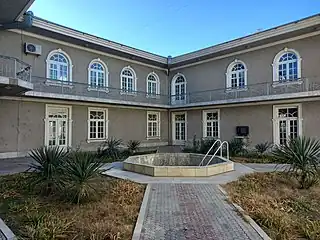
[{"x1": 123, "y1": 153, "x2": 234, "y2": 177}]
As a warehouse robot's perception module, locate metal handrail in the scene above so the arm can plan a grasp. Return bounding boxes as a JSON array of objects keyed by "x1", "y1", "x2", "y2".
[
  {"x1": 199, "y1": 139, "x2": 221, "y2": 166},
  {"x1": 206, "y1": 141, "x2": 229, "y2": 166},
  {"x1": 0, "y1": 55, "x2": 32, "y2": 82}
]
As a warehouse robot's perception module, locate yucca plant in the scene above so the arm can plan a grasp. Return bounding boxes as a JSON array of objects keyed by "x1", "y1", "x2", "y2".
[
  {"x1": 28, "y1": 146, "x2": 68, "y2": 194},
  {"x1": 229, "y1": 138, "x2": 247, "y2": 157},
  {"x1": 272, "y1": 136, "x2": 320, "y2": 189},
  {"x1": 63, "y1": 151, "x2": 104, "y2": 204},
  {"x1": 97, "y1": 137, "x2": 123, "y2": 159},
  {"x1": 127, "y1": 140, "x2": 141, "y2": 154},
  {"x1": 255, "y1": 141, "x2": 272, "y2": 155}
]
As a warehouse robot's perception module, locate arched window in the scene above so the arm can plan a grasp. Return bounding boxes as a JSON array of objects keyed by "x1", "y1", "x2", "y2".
[
  {"x1": 146, "y1": 72, "x2": 160, "y2": 97},
  {"x1": 171, "y1": 73, "x2": 186, "y2": 104},
  {"x1": 88, "y1": 59, "x2": 108, "y2": 89},
  {"x1": 226, "y1": 60, "x2": 247, "y2": 89},
  {"x1": 273, "y1": 48, "x2": 301, "y2": 83},
  {"x1": 46, "y1": 49, "x2": 72, "y2": 82},
  {"x1": 120, "y1": 66, "x2": 136, "y2": 93}
]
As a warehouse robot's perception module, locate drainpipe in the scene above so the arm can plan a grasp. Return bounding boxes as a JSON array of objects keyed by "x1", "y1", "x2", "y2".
[
  {"x1": 167, "y1": 56, "x2": 172, "y2": 145},
  {"x1": 0, "y1": 11, "x2": 34, "y2": 30}
]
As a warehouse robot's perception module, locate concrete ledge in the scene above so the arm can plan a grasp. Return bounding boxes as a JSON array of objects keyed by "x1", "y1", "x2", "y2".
[
  {"x1": 217, "y1": 185, "x2": 271, "y2": 240},
  {"x1": 132, "y1": 184, "x2": 151, "y2": 240},
  {"x1": 0, "y1": 218, "x2": 16, "y2": 240},
  {"x1": 123, "y1": 153, "x2": 234, "y2": 177}
]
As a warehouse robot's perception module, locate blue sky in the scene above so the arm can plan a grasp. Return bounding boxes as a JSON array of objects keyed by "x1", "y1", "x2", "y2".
[{"x1": 29, "y1": 0, "x2": 320, "y2": 57}]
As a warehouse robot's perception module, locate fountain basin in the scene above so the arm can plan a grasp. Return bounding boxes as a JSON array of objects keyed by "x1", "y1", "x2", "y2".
[{"x1": 123, "y1": 153, "x2": 234, "y2": 177}]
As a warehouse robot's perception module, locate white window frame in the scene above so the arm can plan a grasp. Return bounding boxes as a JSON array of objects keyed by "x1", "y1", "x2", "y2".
[
  {"x1": 46, "y1": 49, "x2": 73, "y2": 85},
  {"x1": 171, "y1": 73, "x2": 187, "y2": 105},
  {"x1": 147, "y1": 111, "x2": 161, "y2": 139},
  {"x1": 226, "y1": 59, "x2": 247, "y2": 90},
  {"x1": 172, "y1": 112, "x2": 187, "y2": 145},
  {"x1": 44, "y1": 104, "x2": 72, "y2": 148},
  {"x1": 120, "y1": 66, "x2": 137, "y2": 95},
  {"x1": 272, "y1": 103, "x2": 303, "y2": 145},
  {"x1": 202, "y1": 109, "x2": 220, "y2": 139},
  {"x1": 87, "y1": 58, "x2": 109, "y2": 91},
  {"x1": 272, "y1": 48, "x2": 302, "y2": 84},
  {"x1": 146, "y1": 72, "x2": 160, "y2": 98},
  {"x1": 87, "y1": 108, "x2": 108, "y2": 142}
]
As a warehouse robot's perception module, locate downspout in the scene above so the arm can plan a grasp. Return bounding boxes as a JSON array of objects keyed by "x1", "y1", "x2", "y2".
[
  {"x1": 0, "y1": 11, "x2": 34, "y2": 30},
  {"x1": 167, "y1": 56, "x2": 172, "y2": 146}
]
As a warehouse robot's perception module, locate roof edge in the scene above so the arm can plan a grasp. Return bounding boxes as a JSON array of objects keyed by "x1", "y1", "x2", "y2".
[
  {"x1": 171, "y1": 13, "x2": 320, "y2": 64},
  {"x1": 31, "y1": 16, "x2": 168, "y2": 64}
]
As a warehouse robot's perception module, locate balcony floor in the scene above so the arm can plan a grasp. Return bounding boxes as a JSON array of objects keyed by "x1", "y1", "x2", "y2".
[{"x1": 0, "y1": 77, "x2": 33, "y2": 96}]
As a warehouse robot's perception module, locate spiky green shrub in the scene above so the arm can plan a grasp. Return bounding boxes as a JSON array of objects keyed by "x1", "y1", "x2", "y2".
[
  {"x1": 229, "y1": 138, "x2": 247, "y2": 157},
  {"x1": 127, "y1": 140, "x2": 141, "y2": 154},
  {"x1": 28, "y1": 146, "x2": 69, "y2": 194},
  {"x1": 63, "y1": 151, "x2": 104, "y2": 204},
  {"x1": 272, "y1": 136, "x2": 320, "y2": 189},
  {"x1": 255, "y1": 141, "x2": 272, "y2": 154},
  {"x1": 199, "y1": 138, "x2": 218, "y2": 154},
  {"x1": 97, "y1": 137, "x2": 123, "y2": 159}
]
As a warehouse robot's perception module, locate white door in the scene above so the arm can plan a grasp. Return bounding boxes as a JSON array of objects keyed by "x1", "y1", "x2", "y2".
[
  {"x1": 172, "y1": 113, "x2": 187, "y2": 145},
  {"x1": 274, "y1": 105, "x2": 300, "y2": 145},
  {"x1": 171, "y1": 75, "x2": 186, "y2": 105},
  {"x1": 45, "y1": 106, "x2": 71, "y2": 147}
]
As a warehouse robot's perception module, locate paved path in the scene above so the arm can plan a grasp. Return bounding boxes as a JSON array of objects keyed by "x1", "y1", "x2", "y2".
[
  {"x1": 138, "y1": 184, "x2": 262, "y2": 240},
  {"x1": 0, "y1": 157, "x2": 34, "y2": 176}
]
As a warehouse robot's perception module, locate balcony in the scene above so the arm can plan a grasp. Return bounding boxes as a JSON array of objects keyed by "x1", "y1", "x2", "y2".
[
  {"x1": 26, "y1": 77, "x2": 169, "y2": 107},
  {"x1": 170, "y1": 78, "x2": 320, "y2": 107},
  {"x1": 0, "y1": 55, "x2": 33, "y2": 96},
  {"x1": 22, "y1": 77, "x2": 320, "y2": 108}
]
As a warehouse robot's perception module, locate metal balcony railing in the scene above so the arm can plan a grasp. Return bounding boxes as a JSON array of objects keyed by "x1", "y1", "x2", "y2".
[
  {"x1": 31, "y1": 76, "x2": 169, "y2": 105},
  {"x1": 28, "y1": 77, "x2": 320, "y2": 106},
  {"x1": 0, "y1": 55, "x2": 32, "y2": 82},
  {"x1": 170, "y1": 78, "x2": 312, "y2": 105}
]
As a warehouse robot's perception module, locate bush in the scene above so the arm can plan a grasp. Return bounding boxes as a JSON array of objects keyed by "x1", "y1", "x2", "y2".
[
  {"x1": 127, "y1": 140, "x2": 141, "y2": 154},
  {"x1": 63, "y1": 151, "x2": 104, "y2": 204},
  {"x1": 255, "y1": 141, "x2": 272, "y2": 154},
  {"x1": 28, "y1": 146, "x2": 69, "y2": 194},
  {"x1": 272, "y1": 136, "x2": 320, "y2": 189},
  {"x1": 97, "y1": 137, "x2": 123, "y2": 159},
  {"x1": 229, "y1": 138, "x2": 246, "y2": 157}
]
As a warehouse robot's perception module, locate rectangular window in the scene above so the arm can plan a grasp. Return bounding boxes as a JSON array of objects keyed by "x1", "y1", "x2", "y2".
[
  {"x1": 147, "y1": 111, "x2": 160, "y2": 139},
  {"x1": 88, "y1": 108, "x2": 108, "y2": 141},
  {"x1": 203, "y1": 110, "x2": 220, "y2": 138}
]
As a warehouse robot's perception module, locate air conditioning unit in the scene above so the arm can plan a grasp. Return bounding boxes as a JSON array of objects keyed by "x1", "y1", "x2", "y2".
[{"x1": 24, "y1": 42, "x2": 42, "y2": 55}]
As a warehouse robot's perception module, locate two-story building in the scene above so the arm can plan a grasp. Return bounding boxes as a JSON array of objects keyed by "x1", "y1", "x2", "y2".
[{"x1": 1, "y1": 2, "x2": 320, "y2": 158}]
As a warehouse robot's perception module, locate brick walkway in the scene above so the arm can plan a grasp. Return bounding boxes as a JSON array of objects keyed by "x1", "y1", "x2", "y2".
[{"x1": 139, "y1": 184, "x2": 262, "y2": 240}]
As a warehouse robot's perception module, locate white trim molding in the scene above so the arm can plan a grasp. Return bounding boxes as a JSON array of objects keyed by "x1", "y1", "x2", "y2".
[
  {"x1": 87, "y1": 107, "x2": 109, "y2": 142},
  {"x1": 272, "y1": 103, "x2": 303, "y2": 145},
  {"x1": 202, "y1": 109, "x2": 220, "y2": 139},
  {"x1": 171, "y1": 73, "x2": 187, "y2": 105},
  {"x1": 44, "y1": 104, "x2": 72, "y2": 147},
  {"x1": 172, "y1": 111, "x2": 187, "y2": 145},
  {"x1": 272, "y1": 48, "x2": 302, "y2": 83},
  {"x1": 225, "y1": 59, "x2": 248, "y2": 90},
  {"x1": 46, "y1": 48, "x2": 73, "y2": 82},
  {"x1": 146, "y1": 111, "x2": 161, "y2": 140},
  {"x1": 87, "y1": 58, "x2": 109, "y2": 90},
  {"x1": 120, "y1": 65, "x2": 137, "y2": 94},
  {"x1": 146, "y1": 72, "x2": 160, "y2": 97}
]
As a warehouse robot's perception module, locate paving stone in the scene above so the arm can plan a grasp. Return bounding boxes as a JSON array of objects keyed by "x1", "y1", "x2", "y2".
[{"x1": 139, "y1": 184, "x2": 262, "y2": 240}]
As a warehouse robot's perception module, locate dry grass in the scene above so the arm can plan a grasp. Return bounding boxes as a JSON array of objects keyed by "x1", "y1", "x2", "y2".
[
  {"x1": 0, "y1": 173, "x2": 145, "y2": 240},
  {"x1": 224, "y1": 172, "x2": 320, "y2": 240}
]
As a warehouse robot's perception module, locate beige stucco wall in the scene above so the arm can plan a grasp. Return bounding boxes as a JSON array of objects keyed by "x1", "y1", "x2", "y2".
[
  {"x1": 0, "y1": 99, "x2": 168, "y2": 154},
  {"x1": 302, "y1": 101, "x2": 320, "y2": 138},
  {"x1": 0, "y1": 99, "x2": 45, "y2": 153},
  {"x1": 170, "y1": 34, "x2": 320, "y2": 93},
  {"x1": 0, "y1": 31, "x2": 168, "y2": 95}
]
